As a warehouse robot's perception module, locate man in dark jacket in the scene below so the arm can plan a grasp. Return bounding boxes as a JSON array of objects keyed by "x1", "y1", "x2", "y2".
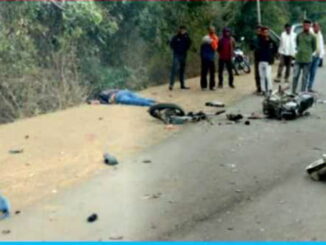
[
  {"x1": 218, "y1": 27, "x2": 236, "y2": 88},
  {"x1": 250, "y1": 25, "x2": 262, "y2": 94},
  {"x1": 257, "y1": 27, "x2": 278, "y2": 95},
  {"x1": 169, "y1": 26, "x2": 191, "y2": 91}
]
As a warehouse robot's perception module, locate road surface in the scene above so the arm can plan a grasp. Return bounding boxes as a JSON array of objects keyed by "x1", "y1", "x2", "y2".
[{"x1": 1, "y1": 67, "x2": 326, "y2": 241}]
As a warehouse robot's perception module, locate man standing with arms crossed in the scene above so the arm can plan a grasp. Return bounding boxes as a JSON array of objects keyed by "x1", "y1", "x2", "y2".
[
  {"x1": 292, "y1": 20, "x2": 316, "y2": 94},
  {"x1": 274, "y1": 24, "x2": 296, "y2": 83}
]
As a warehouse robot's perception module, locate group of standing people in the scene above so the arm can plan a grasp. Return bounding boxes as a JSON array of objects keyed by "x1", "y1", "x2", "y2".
[
  {"x1": 170, "y1": 20, "x2": 324, "y2": 96},
  {"x1": 169, "y1": 25, "x2": 236, "y2": 91},
  {"x1": 252, "y1": 19, "x2": 324, "y2": 96}
]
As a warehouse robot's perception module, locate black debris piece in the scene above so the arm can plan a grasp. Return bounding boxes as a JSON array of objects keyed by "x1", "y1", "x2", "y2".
[
  {"x1": 9, "y1": 149, "x2": 24, "y2": 154},
  {"x1": 244, "y1": 120, "x2": 251, "y2": 125},
  {"x1": 226, "y1": 114, "x2": 243, "y2": 122},
  {"x1": 87, "y1": 213, "x2": 98, "y2": 223},
  {"x1": 1, "y1": 230, "x2": 10, "y2": 235},
  {"x1": 205, "y1": 101, "x2": 225, "y2": 107},
  {"x1": 215, "y1": 110, "x2": 226, "y2": 116}
]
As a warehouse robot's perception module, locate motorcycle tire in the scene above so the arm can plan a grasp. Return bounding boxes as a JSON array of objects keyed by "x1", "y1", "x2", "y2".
[
  {"x1": 148, "y1": 103, "x2": 186, "y2": 123},
  {"x1": 242, "y1": 61, "x2": 251, "y2": 74}
]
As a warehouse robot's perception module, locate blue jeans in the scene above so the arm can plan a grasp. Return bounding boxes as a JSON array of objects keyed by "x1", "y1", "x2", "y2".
[
  {"x1": 115, "y1": 90, "x2": 155, "y2": 107},
  {"x1": 170, "y1": 53, "x2": 187, "y2": 88},
  {"x1": 292, "y1": 62, "x2": 311, "y2": 94},
  {"x1": 307, "y1": 56, "x2": 320, "y2": 91}
]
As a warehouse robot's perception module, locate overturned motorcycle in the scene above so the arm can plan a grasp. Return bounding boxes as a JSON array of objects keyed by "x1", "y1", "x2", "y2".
[
  {"x1": 262, "y1": 88, "x2": 315, "y2": 120},
  {"x1": 148, "y1": 103, "x2": 225, "y2": 125}
]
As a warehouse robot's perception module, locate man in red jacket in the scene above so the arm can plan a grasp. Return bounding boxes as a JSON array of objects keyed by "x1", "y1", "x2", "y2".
[{"x1": 218, "y1": 27, "x2": 236, "y2": 89}]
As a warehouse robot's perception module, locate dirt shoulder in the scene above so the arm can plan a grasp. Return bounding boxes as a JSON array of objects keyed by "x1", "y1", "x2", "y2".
[{"x1": 0, "y1": 72, "x2": 257, "y2": 210}]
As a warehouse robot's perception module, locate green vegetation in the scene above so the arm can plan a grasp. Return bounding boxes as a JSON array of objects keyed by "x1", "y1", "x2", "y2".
[{"x1": 0, "y1": 1, "x2": 324, "y2": 123}]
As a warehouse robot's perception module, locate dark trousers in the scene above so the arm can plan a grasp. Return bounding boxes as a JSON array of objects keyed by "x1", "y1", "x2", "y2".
[
  {"x1": 254, "y1": 58, "x2": 261, "y2": 92},
  {"x1": 200, "y1": 58, "x2": 216, "y2": 89},
  {"x1": 277, "y1": 55, "x2": 293, "y2": 80},
  {"x1": 218, "y1": 59, "x2": 234, "y2": 86},
  {"x1": 169, "y1": 53, "x2": 186, "y2": 88}
]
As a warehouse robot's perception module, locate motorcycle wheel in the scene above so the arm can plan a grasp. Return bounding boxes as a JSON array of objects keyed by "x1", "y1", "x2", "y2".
[
  {"x1": 242, "y1": 60, "x2": 251, "y2": 74},
  {"x1": 148, "y1": 103, "x2": 186, "y2": 123},
  {"x1": 233, "y1": 63, "x2": 240, "y2": 76}
]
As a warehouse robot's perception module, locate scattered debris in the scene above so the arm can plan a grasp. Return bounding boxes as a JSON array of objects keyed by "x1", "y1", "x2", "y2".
[
  {"x1": 317, "y1": 99, "x2": 326, "y2": 104},
  {"x1": 87, "y1": 213, "x2": 98, "y2": 223},
  {"x1": 226, "y1": 114, "x2": 243, "y2": 122},
  {"x1": 235, "y1": 189, "x2": 242, "y2": 193},
  {"x1": 143, "y1": 193, "x2": 162, "y2": 200},
  {"x1": 9, "y1": 149, "x2": 24, "y2": 154},
  {"x1": 109, "y1": 235, "x2": 124, "y2": 240},
  {"x1": 15, "y1": 210, "x2": 21, "y2": 215},
  {"x1": 143, "y1": 160, "x2": 152, "y2": 164},
  {"x1": 205, "y1": 101, "x2": 225, "y2": 108},
  {"x1": 227, "y1": 227, "x2": 234, "y2": 231},
  {"x1": 306, "y1": 154, "x2": 326, "y2": 181},
  {"x1": 0, "y1": 194, "x2": 10, "y2": 220},
  {"x1": 98, "y1": 117, "x2": 103, "y2": 121},
  {"x1": 215, "y1": 110, "x2": 226, "y2": 116},
  {"x1": 244, "y1": 120, "x2": 250, "y2": 125},
  {"x1": 25, "y1": 135, "x2": 29, "y2": 139},
  {"x1": 1, "y1": 230, "x2": 10, "y2": 235},
  {"x1": 103, "y1": 153, "x2": 119, "y2": 166}
]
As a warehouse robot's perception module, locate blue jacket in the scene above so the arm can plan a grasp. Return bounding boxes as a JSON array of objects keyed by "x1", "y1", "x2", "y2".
[{"x1": 200, "y1": 43, "x2": 216, "y2": 61}]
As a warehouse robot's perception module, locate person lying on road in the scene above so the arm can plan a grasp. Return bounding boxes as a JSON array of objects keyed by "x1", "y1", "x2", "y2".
[{"x1": 87, "y1": 89, "x2": 156, "y2": 107}]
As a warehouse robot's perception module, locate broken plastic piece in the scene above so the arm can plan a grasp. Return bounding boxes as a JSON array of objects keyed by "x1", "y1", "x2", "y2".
[
  {"x1": 205, "y1": 101, "x2": 225, "y2": 108},
  {"x1": 306, "y1": 154, "x2": 326, "y2": 181},
  {"x1": 103, "y1": 153, "x2": 119, "y2": 166}
]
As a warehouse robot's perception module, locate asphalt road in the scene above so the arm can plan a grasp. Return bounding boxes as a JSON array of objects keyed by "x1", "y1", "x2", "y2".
[{"x1": 1, "y1": 67, "x2": 326, "y2": 241}]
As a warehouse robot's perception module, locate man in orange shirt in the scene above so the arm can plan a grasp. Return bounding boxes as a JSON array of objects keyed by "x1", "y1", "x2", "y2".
[{"x1": 200, "y1": 26, "x2": 219, "y2": 90}]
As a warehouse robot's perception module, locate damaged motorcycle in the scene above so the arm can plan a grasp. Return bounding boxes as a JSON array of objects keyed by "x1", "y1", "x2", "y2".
[{"x1": 262, "y1": 88, "x2": 315, "y2": 120}]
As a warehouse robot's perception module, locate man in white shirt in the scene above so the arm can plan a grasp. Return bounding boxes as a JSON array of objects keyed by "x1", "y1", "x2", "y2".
[
  {"x1": 275, "y1": 24, "x2": 296, "y2": 83},
  {"x1": 307, "y1": 22, "x2": 325, "y2": 92}
]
